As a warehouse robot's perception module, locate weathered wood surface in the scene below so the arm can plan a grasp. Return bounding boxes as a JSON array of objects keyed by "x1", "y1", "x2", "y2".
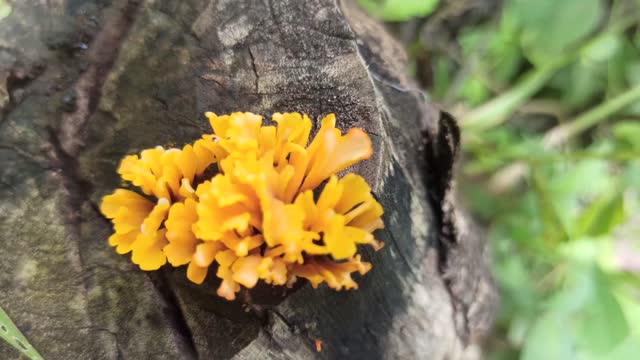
[{"x1": 0, "y1": 0, "x2": 497, "y2": 359}]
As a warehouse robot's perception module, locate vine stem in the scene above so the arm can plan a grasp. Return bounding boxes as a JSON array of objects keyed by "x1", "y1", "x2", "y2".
[{"x1": 544, "y1": 84, "x2": 640, "y2": 148}]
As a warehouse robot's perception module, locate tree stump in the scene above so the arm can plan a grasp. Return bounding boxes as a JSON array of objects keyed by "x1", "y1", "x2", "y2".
[{"x1": 0, "y1": 0, "x2": 497, "y2": 358}]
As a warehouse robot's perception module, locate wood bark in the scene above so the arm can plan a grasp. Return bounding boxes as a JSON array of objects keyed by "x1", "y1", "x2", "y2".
[{"x1": 0, "y1": 0, "x2": 497, "y2": 358}]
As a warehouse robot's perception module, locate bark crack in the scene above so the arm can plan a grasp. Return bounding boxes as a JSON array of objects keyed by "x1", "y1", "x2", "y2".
[
  {"x1": 248, "y1": 46, "x2": 259, "y2": 94},
  {"x1": 58, "y1": 0, "x2": 142, "y2": 157},
  {"x1": 147, "y1": 271, "x2": 199, "y2": 359},
  {"x1": 383, "y1": 227, "x2": 418, "y2": 278},
  {"x1": 369, "y1": 71, "x2": 428, "y2": 100}
]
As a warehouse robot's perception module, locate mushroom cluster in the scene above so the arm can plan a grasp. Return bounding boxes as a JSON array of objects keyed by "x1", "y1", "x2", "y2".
[{"x1": 100, "y1": 112, "x2": 384, "y2": 300}]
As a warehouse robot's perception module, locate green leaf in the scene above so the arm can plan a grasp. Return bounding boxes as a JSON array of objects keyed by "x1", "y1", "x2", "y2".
[
  {"x1": 541, "y1": 159, "x2": 618, "y2": 235},
  {"x1": 521, "y1": 311, "x2": 576, "y2": 360},
  {"x1": 509, "y1": 0, "x2": 604, "y2": 65},
  {"x1": 575, "y1": 192, "x2": 625, "y2": 238},
  {"x1": 574, "y1": 268, "x2": 630, "y2": 356},
  {"x1": 626, "y1": 61, "x2": 640, "y2": 85},
  {"x1": 560, "y1": 239, "x2": 603, "y2": 265},
  {"x1": 491, "y1": 11, "x2": 524, "y2": 83},
  {"x1": 581, "y1": 33, "x2": 622, "y2": 63},
  {"x1": 606, "y1": 336, "x2": 640, "y2": 360},
  {"x1": 531, "y1": 171, "x2": 570, "y2": 243},
  {"x1": 460, "y1": 76, "x2": 490, "y2": 106},
  {"x1": 563, "y1": 62, "x2": 606, "y2": 109},
  {"x1": 432, "y1": 56, "x2": 452, "y2": 100},
  {"x1": 357, "y1": 0, "x2": 439, "y2": 21},
  {"x1": 607, "y1": 39, "x2": 639, "y2": 95},
  {"x1": 522, "y1": 264, "x2": 631, "y2": 360},
  {"x1": 616, "y1": 286, "x2": 640, "y2": 331},
  {"x1": 544, "y1": 265, "x2": 631, "y2": 357},
  {"x1": 0, "y1": 306, "x2": 43, "y2": 360},
  {"x1": 623, "y1": 160, "x2": 640, "y2": 190},
  {"x1": 613, "y1": 121, "x2": 640, "y2": 149}
]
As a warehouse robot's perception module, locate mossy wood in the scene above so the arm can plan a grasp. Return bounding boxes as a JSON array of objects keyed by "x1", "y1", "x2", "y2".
[{"x1": 0, "y1": 0, "x2": 496, "y2": 358}]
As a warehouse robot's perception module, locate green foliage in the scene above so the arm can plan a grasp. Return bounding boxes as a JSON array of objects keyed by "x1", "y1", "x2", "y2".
[
  {"x1": 360, "y1": 0, "x2": 640, "y2": 359},
  {"x1": 613, "y1": 121, "x2": 640, "y2": 148},
  {"x1": 0, "y1": 306, "x2": 43, "y2": 360},
  {"x1": 509, "y1": 0, "x2": 604, "y2": 65},
  {"x1": 522, "y1": 265, "x2": 630, "y2": 360},
  {"x1": 357, "y1": 0, "x2": 439, "y2": 21},
  {"x1": 456, "y1": 1, "x2": 640, "y2": 358},
  {"x1": 575, "y1": 193, "x2": 625, "y2": 238},
  {"x1": 470, "y1": 129, "x2": 640, "y2": 359}
]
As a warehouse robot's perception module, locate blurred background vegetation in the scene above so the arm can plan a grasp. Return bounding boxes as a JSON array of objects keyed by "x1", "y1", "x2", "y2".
[{"x1": 358, "y1": 0, "x2": 640, "y2": 359}]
